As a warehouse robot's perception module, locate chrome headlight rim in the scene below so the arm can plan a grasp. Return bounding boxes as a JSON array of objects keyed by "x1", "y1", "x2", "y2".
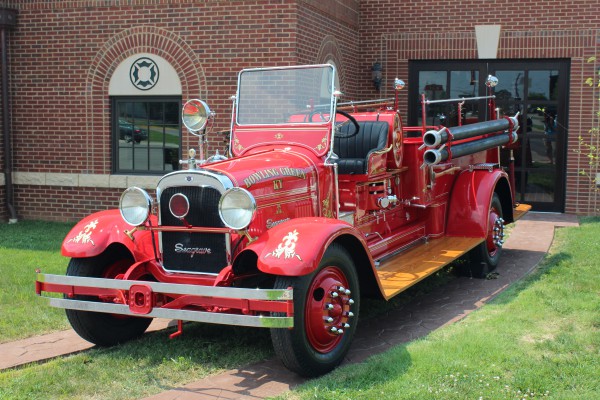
[
  {"x1": 119, "y1": 187, "x2": 153, "y2": 227},
  {"x1": 218, "y1": 187, "x2": 256, "y2": 230}
]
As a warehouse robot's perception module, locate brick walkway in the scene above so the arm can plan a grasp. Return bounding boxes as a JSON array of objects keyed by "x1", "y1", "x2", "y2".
[{"x1": 0, "y1": 212, "x2": 579, "y2": 400}]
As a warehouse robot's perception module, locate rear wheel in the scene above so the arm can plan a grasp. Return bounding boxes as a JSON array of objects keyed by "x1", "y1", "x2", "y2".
[
  {"x1": 65, "y1": 251, "x2": 152, "y2": 346},
  {"x1": 464, "y1": 193, "x2": 505, "y2": 278},
  {"x1": 270, "y1": 244, "x2": 359, "y2": 377}
]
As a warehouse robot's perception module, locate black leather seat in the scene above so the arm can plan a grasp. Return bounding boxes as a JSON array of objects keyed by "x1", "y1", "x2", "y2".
[{"x1": 333, "y1": 121, "x2": 389, "y2": 174}]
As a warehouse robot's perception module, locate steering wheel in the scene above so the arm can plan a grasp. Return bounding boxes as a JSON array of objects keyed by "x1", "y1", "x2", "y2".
[{"x1": 335, "y1": 110, "x2": 360, "y2": 139}]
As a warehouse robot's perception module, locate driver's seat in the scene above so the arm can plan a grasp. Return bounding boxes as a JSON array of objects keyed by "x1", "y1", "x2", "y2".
[{"x1": 334, "y1": 121, "x2": 389, "y2": 175}]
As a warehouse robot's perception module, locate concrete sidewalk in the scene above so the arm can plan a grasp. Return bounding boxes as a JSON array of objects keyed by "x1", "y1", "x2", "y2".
[{"x1": 0, "y1": 212, "x2": 579, "y2": 400}]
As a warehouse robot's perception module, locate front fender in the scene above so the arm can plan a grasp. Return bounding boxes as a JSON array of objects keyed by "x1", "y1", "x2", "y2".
[
  {"x1": 62, "y1": 209, "x2": 157, "y2": 260},
  {"x1": 446, "y1": 169, "x2": 508, "y2": 238},
  {"x1": 245, "y1": 217, "x2": 368, "y2": 276}
]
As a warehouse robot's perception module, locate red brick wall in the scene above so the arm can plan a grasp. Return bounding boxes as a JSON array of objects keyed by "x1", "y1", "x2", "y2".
[
  {"x1": 4, "y1": 0, "x2": 600, "y2": 219},
  {"x1": 358, "y1": 0, "x2": 600, "y2": 215},
  {"x1": 296, "y1": 1, "x2": 360, "y2": 98},
  {"x1": 14, "y1": 186, "x2": 122, "y2": 222},
  {"x1": 10, "y1": 0, "x2": 299, "y2": 176},
  {"x1": 5, "y1": 1, "x2": 298, "y2": 221},
  {"x1": 3, "y1": 0, "x2": 361, "y2": 221}
]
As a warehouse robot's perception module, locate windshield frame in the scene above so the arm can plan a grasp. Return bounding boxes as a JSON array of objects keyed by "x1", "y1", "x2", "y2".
[{"x1": 234, "y1": 64, "x2": 336, "y2": 127}]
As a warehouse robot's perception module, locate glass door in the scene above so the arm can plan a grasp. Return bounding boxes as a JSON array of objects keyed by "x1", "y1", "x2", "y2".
[{"x1": 409, "y1": 59, "x2": 569, "y2": 212}]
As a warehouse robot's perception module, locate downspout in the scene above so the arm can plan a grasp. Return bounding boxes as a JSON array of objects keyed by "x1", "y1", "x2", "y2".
[{"x1": 1, "y1": 9, "x2": 17, "y2": 223}]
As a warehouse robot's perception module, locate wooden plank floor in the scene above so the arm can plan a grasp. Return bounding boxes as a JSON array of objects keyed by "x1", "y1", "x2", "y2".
[{"x1": 376, "y1": 236, "x2": 483, "y2": 300}]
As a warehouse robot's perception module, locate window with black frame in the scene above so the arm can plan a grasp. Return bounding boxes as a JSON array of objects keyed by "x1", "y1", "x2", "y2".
[{"x1": 113, "y1": 97, "x2": 181, "y2": 174}]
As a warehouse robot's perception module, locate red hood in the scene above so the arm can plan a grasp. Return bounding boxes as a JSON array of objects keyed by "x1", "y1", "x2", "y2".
[{"x1": 204, "y1": 148, "x2": 319, "y2": 192}]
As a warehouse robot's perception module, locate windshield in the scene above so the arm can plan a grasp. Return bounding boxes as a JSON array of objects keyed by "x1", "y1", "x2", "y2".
[{"x1": 236, "y1": 65, "x2": 335, "y2": 126}]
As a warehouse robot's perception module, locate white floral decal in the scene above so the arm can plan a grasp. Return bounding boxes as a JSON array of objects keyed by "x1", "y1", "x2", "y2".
[
  {"x1": 265, "y1": 229, "x2": 302, "y2": 260},
  {"x1": 67, "y1": 219, "x2": 98, "y2": 246}
]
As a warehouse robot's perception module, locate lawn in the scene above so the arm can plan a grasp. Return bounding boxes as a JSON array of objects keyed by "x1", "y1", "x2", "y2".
[
  {"x1": 280, "y1": 218, "x2": 600, "y2": 400},
  {"x1": 0, "y1": 218, "x2": 598, "y2": 400},
  {"x1": 0, "y1": 221, "x2": 74, "y2": 342}
]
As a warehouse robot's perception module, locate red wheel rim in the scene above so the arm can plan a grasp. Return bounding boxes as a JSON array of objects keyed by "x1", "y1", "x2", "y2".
[
  {"x1": 305, "y1": 266, "x2": 355, "y2": 354},
  {"x1": 485, "y1": 206, "x2": 503, "y2": 256}
]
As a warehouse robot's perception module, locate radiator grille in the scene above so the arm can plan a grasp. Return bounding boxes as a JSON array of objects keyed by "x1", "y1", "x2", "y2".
[{"x1": 159, "y1": 186, "x2": 227, "y2": 274}]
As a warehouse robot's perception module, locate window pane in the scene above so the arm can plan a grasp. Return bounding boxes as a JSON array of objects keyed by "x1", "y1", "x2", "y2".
[
  {"x1": 165, "y1": 102, "x2": 179, "y2": 125},
  {"x1": 495, "y1": 71, "x2": 524, "y2": 102},
  {"x1": 528, "y1": 70, "x2": 559, "y2": 101},
  {"x1": 450, "y1": 70, "x2": 480, "y2": 124},
  {"x1": 113, "y1": 98, "x2": 181, "y2": 174},
  {"x1": 450, "y1": 70, "x2": 478, "y2": 98}
]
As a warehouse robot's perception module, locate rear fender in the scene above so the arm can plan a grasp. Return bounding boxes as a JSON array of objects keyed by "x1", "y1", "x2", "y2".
[
  {"x1": 244, "y1": 217, "x2": 370, "y2": 276},
  {"x1": 61, "y1": 209, "x2": 157, "y2": 260},
  {"x1": 446, "y1": 170, "x2": 512, "y2": 237}
]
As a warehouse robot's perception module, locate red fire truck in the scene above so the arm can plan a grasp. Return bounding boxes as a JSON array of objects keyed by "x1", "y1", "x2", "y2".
[{"x1": 36, "y1": 64, "x2": 529, "y2": 377}]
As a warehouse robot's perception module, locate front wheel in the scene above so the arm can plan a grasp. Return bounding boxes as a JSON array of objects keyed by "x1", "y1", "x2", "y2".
[
  {"x1": 270, "y1": 243, "x2": 359, "y2": 377},
  {"x1": 65, "y1": 251, "x2": 152, "y2": 346},
  {"x1": 464, "y1": 193, "x2": 505, "y2": 278}
]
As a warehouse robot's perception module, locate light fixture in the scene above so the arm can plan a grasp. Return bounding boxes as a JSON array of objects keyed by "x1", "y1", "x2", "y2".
[{"x1": 372, "y1": 61, "x2": 383, "y2": 91}]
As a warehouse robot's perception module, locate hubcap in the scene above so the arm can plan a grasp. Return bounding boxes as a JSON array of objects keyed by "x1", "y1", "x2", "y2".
[
  {"x1": 486, "y1": 207, "x2": 504, "y2": 256},
  {"x1": 305, "y1": 266, "x2": 354, "y2": 353}
]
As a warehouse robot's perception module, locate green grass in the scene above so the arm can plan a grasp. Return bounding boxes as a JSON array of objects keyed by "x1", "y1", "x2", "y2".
[
  {"x1": 0, "y1": 323, "x2": 273, "y2": 400},
  {"x1": 279, "y1": 218, "x2": 600, "y2": 400},
  {"x1": 1, "y1": 219, "x2": 598, "y2": 399},
  {"x1": 0, "y1": 221, "x2": 74, "y2": 342}
]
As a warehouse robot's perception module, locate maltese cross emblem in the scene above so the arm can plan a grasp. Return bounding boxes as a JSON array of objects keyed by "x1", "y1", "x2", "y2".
[{"x1": 130, "y1": 57, "x2": 159, "y2": 91}]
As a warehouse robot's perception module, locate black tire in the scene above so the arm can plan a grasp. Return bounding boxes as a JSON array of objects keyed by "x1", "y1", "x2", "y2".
[
  {"x1": 65, "y1": 252, "x2": 152, "y2": 346},
  {"x1": 270, "y1": 243, "x2": 359, "y2": 377},
  {"x1": 464, "y1": 193, "x2": 505, "y2": 278}
]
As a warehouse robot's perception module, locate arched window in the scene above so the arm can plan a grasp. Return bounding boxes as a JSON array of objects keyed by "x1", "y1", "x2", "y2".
[{"x1": 109, "y1": 54, "x2": 182, "y2": 174}]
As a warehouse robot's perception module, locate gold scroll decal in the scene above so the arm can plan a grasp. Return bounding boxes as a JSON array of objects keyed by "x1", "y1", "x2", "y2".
[{"x1": 244, "y1": 167, "x2": 306, "y2": 188}]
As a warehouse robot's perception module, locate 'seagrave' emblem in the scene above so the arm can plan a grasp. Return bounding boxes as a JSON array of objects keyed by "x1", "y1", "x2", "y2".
[{"x1": 130, "y1": 57, "x2": 159, "y2": 91}]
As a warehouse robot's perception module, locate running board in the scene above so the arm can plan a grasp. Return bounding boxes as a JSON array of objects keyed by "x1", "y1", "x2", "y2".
[
  {"x1": 376, "y1": 236, "x2": 483, "y2": 300},
  {"x1": 513, "y1": 203, "x2": 531, "y2": 221}
]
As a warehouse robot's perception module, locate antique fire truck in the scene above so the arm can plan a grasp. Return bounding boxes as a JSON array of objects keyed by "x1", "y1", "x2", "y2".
[{"x1": 36, "y1": 64, "x2": 529, "y2": 377}]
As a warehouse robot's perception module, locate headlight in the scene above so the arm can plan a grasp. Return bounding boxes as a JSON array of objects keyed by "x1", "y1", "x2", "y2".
[
  {"x1": 218, "y1": 188, "x2": 256, "y2": 230},
  {"x1": 119, "y1": 187, "x2": 153, "y2": 226},
  {"x1": 182, "y1": 99, "x2": 212, "y2": 132}
]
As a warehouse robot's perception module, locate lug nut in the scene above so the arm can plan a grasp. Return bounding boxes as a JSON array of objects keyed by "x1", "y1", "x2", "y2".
[
  {"x1": 347, "y1": 298, "x2": 354, "y2": 305},
  {"x1": 343, "y1": 323, "x2": 350, "y2": 329},
  {"x1": 330, "y1": 327, "x2": 338, "y2": 334},
  {"x1": 330, "y1": 291, "x2": 339, "y2": 298},
  {"x1": 346, "y1": 311, "x2": 354, "y2": 318},
  {"x1": 325, "y1": 303, "x2": 334, "y2": 310},
  {"x1": 325, "y1": 316, "x2": 334, "y2": 323},
  {"x1": 337, "y1": 329, "x2": 344, "y2": 335},
  {"x1": 338, "y1": 286, "x2": 346, "y2": 292},
  {"x1": 344, "y1": 289, "x2": 351, "y2": 295}
]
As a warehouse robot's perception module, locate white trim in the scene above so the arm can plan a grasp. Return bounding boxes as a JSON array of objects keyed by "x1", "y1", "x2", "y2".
[
  {"x1": 109, "y1": 53, "x2": 182, "y2": 96},
  {"x1": 12, "y1": 172, "x2": 160, "y2": 190},
  {"x1": 475, "y1": 25, "x2": 501, "y2": 59}
]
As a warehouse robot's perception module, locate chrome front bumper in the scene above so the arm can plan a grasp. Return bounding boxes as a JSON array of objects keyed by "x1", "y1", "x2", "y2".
[{"x1": 36, "y1": 273, "x2": 294, "y2": 329}]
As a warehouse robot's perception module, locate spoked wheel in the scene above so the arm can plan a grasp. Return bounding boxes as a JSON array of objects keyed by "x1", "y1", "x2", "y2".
[
  {"x1": 464, "y1": 193, "x2": 505, "y2": 278},
  {"x1": 65, "y1": 250, "x2": 152, "y2": 346},
  {"x1": 270, "y1": 243, "x2": 359, "y2": 377}
]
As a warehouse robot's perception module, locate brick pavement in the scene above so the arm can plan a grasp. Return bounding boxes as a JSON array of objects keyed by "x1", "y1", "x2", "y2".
[{"x1": 0, "y1": 212, "x2": 579, "y2": 400}]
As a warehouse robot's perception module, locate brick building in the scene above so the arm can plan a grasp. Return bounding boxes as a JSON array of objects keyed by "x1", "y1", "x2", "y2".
[{"x1": 0, "y1": 0, "x2": 599, "y2": 222}]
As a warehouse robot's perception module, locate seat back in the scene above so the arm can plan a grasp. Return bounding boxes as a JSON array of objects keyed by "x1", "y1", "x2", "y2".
[{"x1": 334, "y1": 121, "x2": 389, "y2": 174}]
